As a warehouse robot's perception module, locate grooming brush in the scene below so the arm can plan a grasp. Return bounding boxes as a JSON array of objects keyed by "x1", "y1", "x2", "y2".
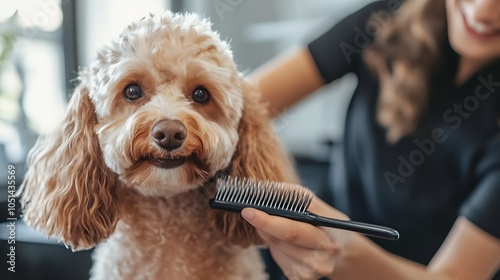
[{"x1": 209, "y1": 176, "x2": 399, "y2": 240}]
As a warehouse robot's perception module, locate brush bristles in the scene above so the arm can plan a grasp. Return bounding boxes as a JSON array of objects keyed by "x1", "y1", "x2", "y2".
[{"x1": 214, "y1": 176, "x2": 313, "y2": 213}]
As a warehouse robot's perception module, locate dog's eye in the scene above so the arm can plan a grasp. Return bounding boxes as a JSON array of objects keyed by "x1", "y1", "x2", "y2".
[
  {"x1": 123, "y1": 84, "x2": 144, "y2": 101},
  {"x1": 191, "y1": 87, "x2": 210, "y2": 104}
]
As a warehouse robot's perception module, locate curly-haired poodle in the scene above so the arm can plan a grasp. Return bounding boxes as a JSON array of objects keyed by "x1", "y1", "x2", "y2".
[{"x1": 20, "y1": 11, "x2": 298, "y2": 280}]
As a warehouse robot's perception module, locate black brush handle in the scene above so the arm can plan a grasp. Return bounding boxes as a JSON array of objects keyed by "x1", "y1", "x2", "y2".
[
  {"x1": 209, "y1": 200, "x2": 399, "y2": 241},
  {"x1": 298, "y1": 212, "x2": 399, "y2": 240}
]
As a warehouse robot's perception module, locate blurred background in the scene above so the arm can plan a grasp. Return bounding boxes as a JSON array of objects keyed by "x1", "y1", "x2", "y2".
[{"x1": 0, "y1": 0, "x2": 372, "y2": 279}]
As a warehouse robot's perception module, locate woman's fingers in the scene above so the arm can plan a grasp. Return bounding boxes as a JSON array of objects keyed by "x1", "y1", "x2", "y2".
[
  {"x1": 258, "y1": 228, "x2": 340, "y2": 262},
  {"x1": 261, "y1": 229, "x2": 339, "y2": 279},
  {"x1": 241, "y1": 207, "x2": 333, "y2": 249},
  {"x1": 269, "y1": 246, "x2": 319, "y2": 280},
  {"x1": 241, "y1": 205, "x2": 347, "y2": 279}
]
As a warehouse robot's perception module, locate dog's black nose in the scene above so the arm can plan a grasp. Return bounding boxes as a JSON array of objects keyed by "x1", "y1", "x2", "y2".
[{"x1": 152, "y1": 119, "x2": 187, "y2": 151}]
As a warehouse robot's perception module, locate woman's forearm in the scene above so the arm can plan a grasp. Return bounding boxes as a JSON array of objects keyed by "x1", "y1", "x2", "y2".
[
  {"x1": 332, "y1": 217, "x2": 500, "y2": 280},
  {"x1": 331, "y1": 234, "x2": 450, "y2": 280},
  {"x1": 249, "y1": 47, "x2": 325, "y2": 116},
  {"x1": 242, "y1": 199, "x2": 500, "y2": 280}
]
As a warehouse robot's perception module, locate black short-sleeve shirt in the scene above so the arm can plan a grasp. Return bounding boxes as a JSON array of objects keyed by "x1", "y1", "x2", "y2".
[{"x1": 307, "y1": 0, "x2": 500, "y2": 272}]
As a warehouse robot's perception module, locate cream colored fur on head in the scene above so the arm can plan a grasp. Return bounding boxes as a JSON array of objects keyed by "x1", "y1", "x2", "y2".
[{"x1": 20, "y1": 11, "x2": 298, "y2": 280}]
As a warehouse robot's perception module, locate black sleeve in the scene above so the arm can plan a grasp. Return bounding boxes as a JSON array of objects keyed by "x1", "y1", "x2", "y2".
[
  {"x1": 307, "y1": 1, "x2": 392, "y2": 83},
  {"x1": 460, "y1": 134, "x2": 500, "y2": 239}
]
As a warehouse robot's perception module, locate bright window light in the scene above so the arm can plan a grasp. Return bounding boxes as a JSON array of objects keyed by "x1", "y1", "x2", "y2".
[{"x1": 15, "y1": 0, "x2": 63, "y2": 32}]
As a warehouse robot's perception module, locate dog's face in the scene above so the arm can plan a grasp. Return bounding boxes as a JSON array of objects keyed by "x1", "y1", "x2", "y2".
[
  {"x1": 20, "y1": 11, "x2": 294, "y2": 250},
  {"x1": 85, "y1": 12, "x2": 243, "y2": 196}
]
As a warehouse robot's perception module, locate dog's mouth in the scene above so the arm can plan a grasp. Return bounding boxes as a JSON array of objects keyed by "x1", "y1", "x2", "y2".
[{"x1": 146, "y1": 155, "x2": 189, "y2": 169}]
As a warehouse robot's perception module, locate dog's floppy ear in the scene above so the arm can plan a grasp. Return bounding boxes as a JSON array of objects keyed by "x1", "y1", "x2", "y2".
[
  {"x1": 19, "y1": 83, "x2": 122, "y2": 251},
  {"x1": 209, "y1": 80, "x2": 300, "y2": 247}
]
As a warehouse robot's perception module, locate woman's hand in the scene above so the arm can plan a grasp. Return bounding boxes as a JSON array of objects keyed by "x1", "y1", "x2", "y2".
[{"x1": 241, "y1": 197, "x2": 353, "y2": 280}]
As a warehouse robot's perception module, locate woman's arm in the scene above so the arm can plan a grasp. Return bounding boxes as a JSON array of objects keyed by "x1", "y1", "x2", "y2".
[
  {"x1": 241, "y1": 197, "x2": 500, "y2": 280},
  {"x1": 334, "y1": 217, "x2": 500, "y2": 280},
  {"x1": 248, "y1": 47, "x2": 325, "y2": 117},
  {"x1": 428, "y1": 217, "x2": 500, "y2": 279},
  {"x1": 249, "y1": 2, "x2": 389, "y2": 116}
]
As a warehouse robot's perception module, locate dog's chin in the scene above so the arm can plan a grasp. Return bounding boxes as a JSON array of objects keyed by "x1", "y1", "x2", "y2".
[
  {"x1": 121, "y1": 155, "x2": 213, "y2": 198},
  {"x1": 147, "y1": 157, "x2": 187, "y2": 169},
  {"x1": 146, "y1": 155, "x2": 190, "y2": 170}
]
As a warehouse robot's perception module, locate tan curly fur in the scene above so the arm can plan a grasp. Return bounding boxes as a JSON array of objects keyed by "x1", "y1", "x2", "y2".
[{"x1": 19, "y1": 11, "x2": 298, "y2": 280}]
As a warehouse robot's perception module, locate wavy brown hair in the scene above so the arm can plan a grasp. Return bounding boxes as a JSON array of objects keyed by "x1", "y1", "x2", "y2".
[{"x1": 364, "y1": 0, "x2": 448, "y2": 143}]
